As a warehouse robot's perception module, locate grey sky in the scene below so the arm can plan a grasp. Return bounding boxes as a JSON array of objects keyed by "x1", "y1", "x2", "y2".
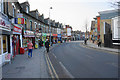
[{"x1": 18, "y1": 0, "x2": 115, "y2": 31}]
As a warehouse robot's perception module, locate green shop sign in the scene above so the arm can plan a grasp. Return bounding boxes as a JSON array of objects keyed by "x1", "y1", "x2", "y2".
[{"x1": 42, "y1": 33, "x2": 47, "y2": 37}]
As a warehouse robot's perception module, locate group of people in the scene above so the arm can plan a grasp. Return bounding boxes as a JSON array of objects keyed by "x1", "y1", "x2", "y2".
[
  {"x1": 84, "y1": 38, "x2": 102, "y2": 47},
  {"x1": 27, "y1": 39, "x2": 50, "y2": 58}
]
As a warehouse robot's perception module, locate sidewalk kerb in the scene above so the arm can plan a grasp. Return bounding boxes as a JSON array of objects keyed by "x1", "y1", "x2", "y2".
[{"x1": 81, "y1": 42, "x2": 119, "y2": 54}]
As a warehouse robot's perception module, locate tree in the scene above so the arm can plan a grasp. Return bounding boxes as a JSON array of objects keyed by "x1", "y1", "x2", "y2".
[{"x1": 110, "y1": 1, "x2": 120, "y2": 15}]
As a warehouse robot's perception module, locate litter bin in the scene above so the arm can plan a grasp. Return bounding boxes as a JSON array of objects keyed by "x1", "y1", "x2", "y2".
[{"x1": 20, "y1": 47, "x2": 25, "y2": 54}]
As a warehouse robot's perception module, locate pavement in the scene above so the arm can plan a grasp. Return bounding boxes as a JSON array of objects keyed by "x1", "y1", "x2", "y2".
[
  {"x1": 49, "y1": 41, "x2": 118, "y2": 78},
  {"x1": 2, "y1": 47, "x2": 50, "y2": 78},
  {"x1": 82, "y1": 40, "x2": 120, "y2": 53}
]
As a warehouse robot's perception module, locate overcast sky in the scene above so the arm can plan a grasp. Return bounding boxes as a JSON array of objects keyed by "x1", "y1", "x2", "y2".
[{"x1": 18, "y1": 0, "x2": 116, "y2": 31}]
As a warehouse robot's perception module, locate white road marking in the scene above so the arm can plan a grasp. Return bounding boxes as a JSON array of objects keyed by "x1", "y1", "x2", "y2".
[
  {"x1": 53, "y1": 54, "x2": 57, "y2": 59},
  {"x1": 59, "y1": 62, "x2": 74, "y2": 78},
  {"x1": 85, "y1": 55, "x2": 93, "y2": 59}
]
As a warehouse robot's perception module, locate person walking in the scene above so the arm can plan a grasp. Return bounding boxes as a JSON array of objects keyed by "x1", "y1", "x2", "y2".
[
  {"x1": 84, "y1": 38, "x2": 87, "y2": 45},
  {"x1": 27, "y1": 40, "x2": 33, "y2": 58},
  {"x1": 45, "y1": 39, "x2": 50, "y2": 53},
  {"x1": 98, "y1": 39, "x2": 102, "y2": 47},
  {"x1": 39, "y1": 40, "x2": 42, "y2": 48}
]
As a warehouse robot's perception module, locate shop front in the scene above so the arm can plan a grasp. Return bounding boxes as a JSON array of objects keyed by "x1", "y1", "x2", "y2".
[
  {"x1": 35, "y1": 33, "x2": 42, "y2": 49},
  {"x1": 52, "y1": 34, "x2": 58, "y2": 44},
  {"x1": 0, "y1": 13, "x2": 12, "y2": 65},
  {"x1": 12, "y1": 24, "x2": 22, "y2": 58},
  {"x1": 23, "y1": 30, "x2": 35, "y2": 51},
  {"x1": 42, "y1": 33, "x2": 47, "y2": 45},
  {"x1": 58, "y1": 34, "x2": 61, "y2": 43}
]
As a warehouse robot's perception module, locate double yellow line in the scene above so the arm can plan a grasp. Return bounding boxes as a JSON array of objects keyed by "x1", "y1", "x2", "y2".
[{"x1": 45, "y1": 53, "x2": 59, "y2": 80}]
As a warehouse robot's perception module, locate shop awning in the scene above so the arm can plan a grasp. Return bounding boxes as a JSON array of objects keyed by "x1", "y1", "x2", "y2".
[
  {"x1": 53, "y1": 34, "x2": 58, "y2": 36},
  {"x1": 1, "y1": 30, "x2": 12, "y2": 35}
]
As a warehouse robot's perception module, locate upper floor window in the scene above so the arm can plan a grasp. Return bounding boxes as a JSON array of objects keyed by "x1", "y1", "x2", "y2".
[
  {"x1": 12, "y1": 3, "x2": 16, "y2": 17},
  {"x1": 30, "y1": 21, "x2": 32, "y2": 31},
  {"x1": 24, "y1": 18, "x2": 27, "y2": 30},
  {"x1": 26, "y1": 6, "x2": 29, "y2": 13},
  {"x1": 34, "y1": 22, "x2": 37, "y2": 31},
  {"x1": 0, "y1": 0, "x2": 3, "y2": 13}
]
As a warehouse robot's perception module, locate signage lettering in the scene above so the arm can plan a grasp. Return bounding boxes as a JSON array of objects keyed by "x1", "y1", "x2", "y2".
[{"x1": 0, "y1": 18, "x2": 10, "y2": 30}]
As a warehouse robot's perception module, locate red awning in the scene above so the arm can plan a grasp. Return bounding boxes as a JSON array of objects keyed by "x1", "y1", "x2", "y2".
[{"x1": 53, "y1": 34, "x2": 58, "y2": 36}]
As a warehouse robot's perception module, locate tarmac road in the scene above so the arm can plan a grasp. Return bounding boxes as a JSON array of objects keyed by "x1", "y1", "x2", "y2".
[{"x1": 48, "y1": 41, "x2": 118, "y2": 78}]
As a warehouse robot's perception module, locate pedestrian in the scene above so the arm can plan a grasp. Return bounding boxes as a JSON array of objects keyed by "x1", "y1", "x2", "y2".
[
  {"x1": 97, "y1": 39, "x2": 101, "y2": 47},
  {"x1": 27, "y1": 40, "x2": 34, "y2": 58},
  {"x1": 84, "y1": 38, "x2": 87, "y2": 45},
  {"x1": 99, "y1": 39, "x2": 102, "y2": 47},
  {"x1": 92, "y1": 38, "x2": 95, "y2": 43},
  {"x1": 39, "y1": 40, "x2": 42, "y2": 48},
  {"x1": 45, "y1": 39, "x2": 50, "y2": 53}
]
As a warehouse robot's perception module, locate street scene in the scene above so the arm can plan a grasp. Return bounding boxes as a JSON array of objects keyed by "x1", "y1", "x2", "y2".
[{"x1": 0, "y1": 0, "x2": 120, "y2": 80}]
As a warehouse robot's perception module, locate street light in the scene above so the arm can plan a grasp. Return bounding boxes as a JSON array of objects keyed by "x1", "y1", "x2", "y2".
[{"x1": 49, "y1": 7, "x2": 52, "y2": 46}]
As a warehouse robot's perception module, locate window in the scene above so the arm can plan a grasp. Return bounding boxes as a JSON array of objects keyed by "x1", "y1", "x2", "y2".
[
  {"x1": 30, "y1": 21, "x2": 32, "y2": 31},
  {"x1": 12, "y1": 3, "x2": 15, "y2": 17},
  {"x1": 44, "y1": 25, "x2": 46, "y2": 33},
  {"x1": 0, "y1": 36, "x2": 1, "y2": 55},
  {"x1": 43, "y1": 25, "x2": 46, "y2": 32},
  {"x1": 34, "y1": 23, "x2": 37, "y2": 31},
  {"x1": 13, "y1": 6, "x2": 15, "y2": 17},
  {"x1": 3, "y1": 36, "x2": 7, "y2": 53},
  {"x1": 38, "y1": 24, "x2": 41, "y2": 32},
  {"x1": 25, "y1": 19, "x2": 27, "y2": 30},
  {"x1": 0, "y1": 0, "x2": 3, "y2": 13},
  {"x1": 26, "y1": 6, "x2": 29, "y2": 13},
  {"x1": 0, "y1": 0, "x2": 2, "y2": 12}
]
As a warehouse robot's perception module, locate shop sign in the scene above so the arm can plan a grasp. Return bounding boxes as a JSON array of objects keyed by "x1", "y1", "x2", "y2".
[
  {"x1": 58, "y1": 34, "x2": 61, "y2": 37},
  {"x1": 13, "y1": 25, "x2": 22, "y2": 34},
  {"x1": 24, "y1": 30, "x2": 35, "y2": 37},
  {"x1": 36, "y1": 33, "x2": 42, "y2": 37},
  {"x1": 47, "y1": 33, "x2": 50, "y2": 36},
  {"x1": 5, "y1": 54, "x2": 11, "y2": 62},
  {"x1": 42, "y1": 33, "x2": 47, "y2": 37},
  {"x1": 12, "y1": 18, "x2": 25, "y2": 24},
  {"x1": 53, "y1": 34, "x2": 58, "y2": 36},
  {"x1": 0, "y1": 17, "x2": 11, "y2": 31}
]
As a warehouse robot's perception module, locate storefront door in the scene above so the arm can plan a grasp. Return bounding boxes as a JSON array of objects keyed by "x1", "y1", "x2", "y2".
[{"x1": 12, "y1": 35, "x2": 20, "y2": 58}]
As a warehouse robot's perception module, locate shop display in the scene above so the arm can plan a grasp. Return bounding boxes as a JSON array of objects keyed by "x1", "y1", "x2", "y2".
[
  {"x1": 22, "y1": 38, "x2": 29, "y2": 48},
  {"x1": 3, "y1": 36, "x2": 7, "y2": 53}
]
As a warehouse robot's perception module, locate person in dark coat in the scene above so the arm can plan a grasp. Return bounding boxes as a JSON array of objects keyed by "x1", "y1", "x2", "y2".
[
  {"x1": 45, "y1": 39, "x2": 50, "y2": 53},
  {"x1": 84, "y1": 38, "x2": 87, "y2": 45}
]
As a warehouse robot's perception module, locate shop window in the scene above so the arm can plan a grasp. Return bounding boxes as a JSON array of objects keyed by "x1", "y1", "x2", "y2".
[
  {"x1": 0, "y1": 37, "x2": 1, "y2": 55},
  {"x1": 3, "y1": 36, "x2": 7, "y2": 53},
  {"x1": 23, "y1": 38, "x2": 29, "y2": 48}
]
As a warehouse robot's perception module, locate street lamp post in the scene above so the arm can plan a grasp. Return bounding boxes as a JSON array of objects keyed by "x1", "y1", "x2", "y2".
[{"x1": 49, "y1": 7, "x2": 52, "y2": 46}]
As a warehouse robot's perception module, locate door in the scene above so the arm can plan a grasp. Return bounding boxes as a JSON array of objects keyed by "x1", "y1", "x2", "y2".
[
  {"x1": 12, "y1": 36, "x2": 17, "y2": 58},
  {"x1": 16, "y1": 35, "x2": 20, "y2": 55},
  {"x1": 12, "y1": 35, "x2": 20, "y2": 58}
]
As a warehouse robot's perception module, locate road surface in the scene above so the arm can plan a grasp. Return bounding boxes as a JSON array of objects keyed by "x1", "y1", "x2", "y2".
[{"x1": 48, "y1": 41, "x2": 118, "y2": 78}]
